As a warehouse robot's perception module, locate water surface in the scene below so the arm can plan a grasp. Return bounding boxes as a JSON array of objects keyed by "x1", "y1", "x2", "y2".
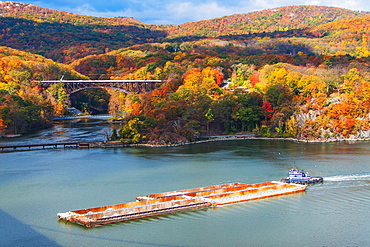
[{"x1": 1, "y1": 123, "x2": 369, "y2": 246}]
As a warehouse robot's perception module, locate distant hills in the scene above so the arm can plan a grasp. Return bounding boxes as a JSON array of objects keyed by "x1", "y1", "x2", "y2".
[
  {"x1": 160, "y1": 5, "x2": 369, "y2": 38},
  {"x1": 1, "y1": 1, "x2": 369, "y2": 62},
  {"x1": 0, "y1": 1, "x2": 166, "y2": 62}
]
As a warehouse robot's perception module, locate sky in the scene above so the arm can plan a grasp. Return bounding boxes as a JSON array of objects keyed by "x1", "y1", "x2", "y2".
[{"x1": 6, "y1": 0, "x2": 370, "y2": 24}]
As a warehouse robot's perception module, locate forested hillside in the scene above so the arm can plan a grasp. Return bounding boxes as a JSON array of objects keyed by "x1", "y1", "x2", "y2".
[
  {"x1": 0, "y1": 2, "x2": 166, "y2": 62},
  {"x1": 159, "y1": 6, "x2": 369, "y2": 38},
  {"x1": 0, "y1": 46, "x2": 87, "y2": 134},
  {"x1": 1, "y1": 2, "x2": 369, "y2": 62},
  {"x1": 1, "y1": 1, "x2": 370, "y2": 143},
  {"x1": 67, "y1": 42, "x2": 370, "y2": 143}
]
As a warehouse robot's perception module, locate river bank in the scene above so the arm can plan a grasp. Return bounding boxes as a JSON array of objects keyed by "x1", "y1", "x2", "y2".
[
  {"x1": 3, "y1": 132, "x2": 370, "y2": 152},
  {"x1": 89, "y1": 133, "x2": 370, "y2": 149}
]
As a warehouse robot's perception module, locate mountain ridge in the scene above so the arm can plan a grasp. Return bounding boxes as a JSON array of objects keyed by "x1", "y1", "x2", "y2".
[
  {"x1": 160, "y1": 5, "x2": 370, "y2": 38},
  {"x1": 1, "y1": 2, "x2": 369, "y2": 30},
  {"x1": 0, "y1": 1, "x2": 145, "y2": 26},
  {"x1": 1, "y1": 2, "x2": 370, "y2": 62}
]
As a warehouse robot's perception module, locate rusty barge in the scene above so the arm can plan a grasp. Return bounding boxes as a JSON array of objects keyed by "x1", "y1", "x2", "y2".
[{"x1": 57, "y1": 181, "x2": 306, "y2": 227}]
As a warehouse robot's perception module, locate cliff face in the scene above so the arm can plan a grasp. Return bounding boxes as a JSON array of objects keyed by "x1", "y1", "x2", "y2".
[{"x1": 295, "y1": 103, "x2": 370, "y2": 142}]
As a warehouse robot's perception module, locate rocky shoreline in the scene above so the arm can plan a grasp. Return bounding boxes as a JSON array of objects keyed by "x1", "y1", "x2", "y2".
[
  {"x1": 86, "y1": 133, "x2": 370, "y2": 149},
  {"x1": 2, "y1": 134, "x2": 370, "y2": 152}
]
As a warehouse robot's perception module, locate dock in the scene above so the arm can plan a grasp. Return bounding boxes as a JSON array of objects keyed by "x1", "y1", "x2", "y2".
[
  {"x1": 57, "y1": 181, "x2": 307, "y2": 227},
  {"x1": 0, "y1": 142, "x2": 80, "y2": 151},
  {"x1": 0, "y1": 141, "x2": 135, "y2": 152}
]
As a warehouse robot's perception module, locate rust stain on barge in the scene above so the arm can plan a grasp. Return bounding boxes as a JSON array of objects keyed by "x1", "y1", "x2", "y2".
[{"x1": 57, "y1": 182, "x2": 306, "y2": 227}]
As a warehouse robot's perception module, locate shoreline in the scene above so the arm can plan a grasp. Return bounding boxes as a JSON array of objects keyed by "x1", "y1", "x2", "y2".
[
  {"x1": 92, "y1": 134, "x2": 370, "y2": 148},
  {"x1": 3, "y1": 134, "x2": 370, "y2": 152}
]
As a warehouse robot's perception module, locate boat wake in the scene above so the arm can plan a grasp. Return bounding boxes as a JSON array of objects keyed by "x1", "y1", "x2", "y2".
[{"x1": 324, "y1": 174, "x2": 370, "y2": 182}]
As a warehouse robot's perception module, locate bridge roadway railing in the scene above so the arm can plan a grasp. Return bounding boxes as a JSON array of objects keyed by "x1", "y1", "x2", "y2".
[
  {"x1": 52, "y1": 114, "x2": 112, "y2": 120},
  {"x1": 39, "y1": 80, "x2": 164, "y2": 94}
]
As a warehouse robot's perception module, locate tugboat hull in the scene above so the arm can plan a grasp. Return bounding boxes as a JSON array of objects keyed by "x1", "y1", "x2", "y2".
[
  {"x1": 281, "y1": 168, "x2": 323, "y2": 184},
  {"x1": 281, "y1": 176, "x2": 323, "y2": 184}
]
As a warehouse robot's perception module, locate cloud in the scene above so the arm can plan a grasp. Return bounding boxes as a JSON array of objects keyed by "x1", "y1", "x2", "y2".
[
  {"x1": 62, "y1": 1, "x2": 238, "y2": 24},
  {"x1": 165, "y1": 2, "x2": 236, "y2": 22}
]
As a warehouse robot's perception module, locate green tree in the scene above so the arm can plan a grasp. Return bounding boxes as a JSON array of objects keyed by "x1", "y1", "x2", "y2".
[
  {"x1": 212, "y1": 94, "x2": 236, "y2": 133},
  {"x1": 205, "y1": 108, "x2": 214, "y2": 134},
  {"x1": 119, "y1": 117, "x2": 144, "y2": 143}
]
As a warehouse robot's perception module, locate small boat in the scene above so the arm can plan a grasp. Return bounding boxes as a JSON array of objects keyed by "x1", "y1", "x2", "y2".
[{"x1": 280, "y1": 167, "x2": 323, "y2": 184}]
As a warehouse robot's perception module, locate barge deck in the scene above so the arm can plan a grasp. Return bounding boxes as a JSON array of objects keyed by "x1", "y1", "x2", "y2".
[
  {"x1": 57, "y1": 181, "x2": 306, "y2": 227},
  {"x1": 57, "y1": 196, "x2": 211, "y2": 227}
]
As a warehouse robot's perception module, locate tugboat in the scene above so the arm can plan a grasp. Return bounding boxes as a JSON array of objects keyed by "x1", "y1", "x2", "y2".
[{"x1": 281, "y1": 167, "x2": 323, "y2": 185}]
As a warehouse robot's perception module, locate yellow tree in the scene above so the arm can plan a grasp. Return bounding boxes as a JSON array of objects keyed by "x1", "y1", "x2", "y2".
[
  {"x1": 297, "y1": 74, "x2": 326, "y2": 97},
  {"x1": 258, "y1": 64, "x2": 290, "y2": 93},
  {"x1": 199, "y1": 67, "x2": 223, "y2": 96},
  {"x1": 177, "y1": 67, "x2": 223, "y2": 101},
  {"x1": 108, "y1": 90, "x2": 126, "y2": 119},
  {"x1": 342, "y1": 68, "x2": 362, "y2": 95},
  {"x1": 177, "y1": 68, "x2": 202, "y2": 101},
  {"x1": 268, "y1": 67, "x2": 289, "y2": 86}
]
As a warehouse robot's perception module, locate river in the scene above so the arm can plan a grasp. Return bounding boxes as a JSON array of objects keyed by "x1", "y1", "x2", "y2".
[{"x1": 1, "y1": 120, "x2": 369, "y2": 246}]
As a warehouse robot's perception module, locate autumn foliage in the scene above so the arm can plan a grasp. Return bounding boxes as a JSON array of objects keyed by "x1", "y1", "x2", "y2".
[
  {"x1": 1, "y1": 3, "x2": 370, "y2": 142},
  {"x1": 0, "y1": 46, "x2": 87, "y2": 135}
]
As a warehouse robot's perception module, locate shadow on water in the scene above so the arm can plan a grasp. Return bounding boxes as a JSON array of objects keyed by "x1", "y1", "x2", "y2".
[
  {"x1": 0, "y1": 208, "x2": 185, "y2": 247},
  {"x1": 53, "y1": 210, "x2": 206, "y2": 247},
  {"x1": 0, "y1": 209, "x2": 61, "y2": 247},
  {"x1": 44, "y1": 223, "x2": 184, "y2": 247}
]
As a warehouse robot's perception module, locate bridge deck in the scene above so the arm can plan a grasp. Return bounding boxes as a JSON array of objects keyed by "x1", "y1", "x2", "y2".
[
  {"x1": 39, "y1": 79, "x2": 164, "y2": 95},
  {"x1": 40, "y1": 80, "x2": 163, "y2": 83}
]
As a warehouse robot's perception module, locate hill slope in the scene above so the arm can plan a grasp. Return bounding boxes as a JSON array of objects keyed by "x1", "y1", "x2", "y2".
[
  {"x1": 160, "y1": 6, "x2": 370, "y2": 39},
  {"x1": 1, "y1": 2, "x2": 369, "y2": 62},
  {"x1": 0, "y1": 1, "x2": 166, "y2": 62},
  {"x1": 0, "y1": 46, "x2": 88, "y2": 134},
  {"x1": 0, "y1": 1, "x2": 144, "y2": 26},
  {"x1": 308, "y1": 15, "x2": 370, "y2": 56}
]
